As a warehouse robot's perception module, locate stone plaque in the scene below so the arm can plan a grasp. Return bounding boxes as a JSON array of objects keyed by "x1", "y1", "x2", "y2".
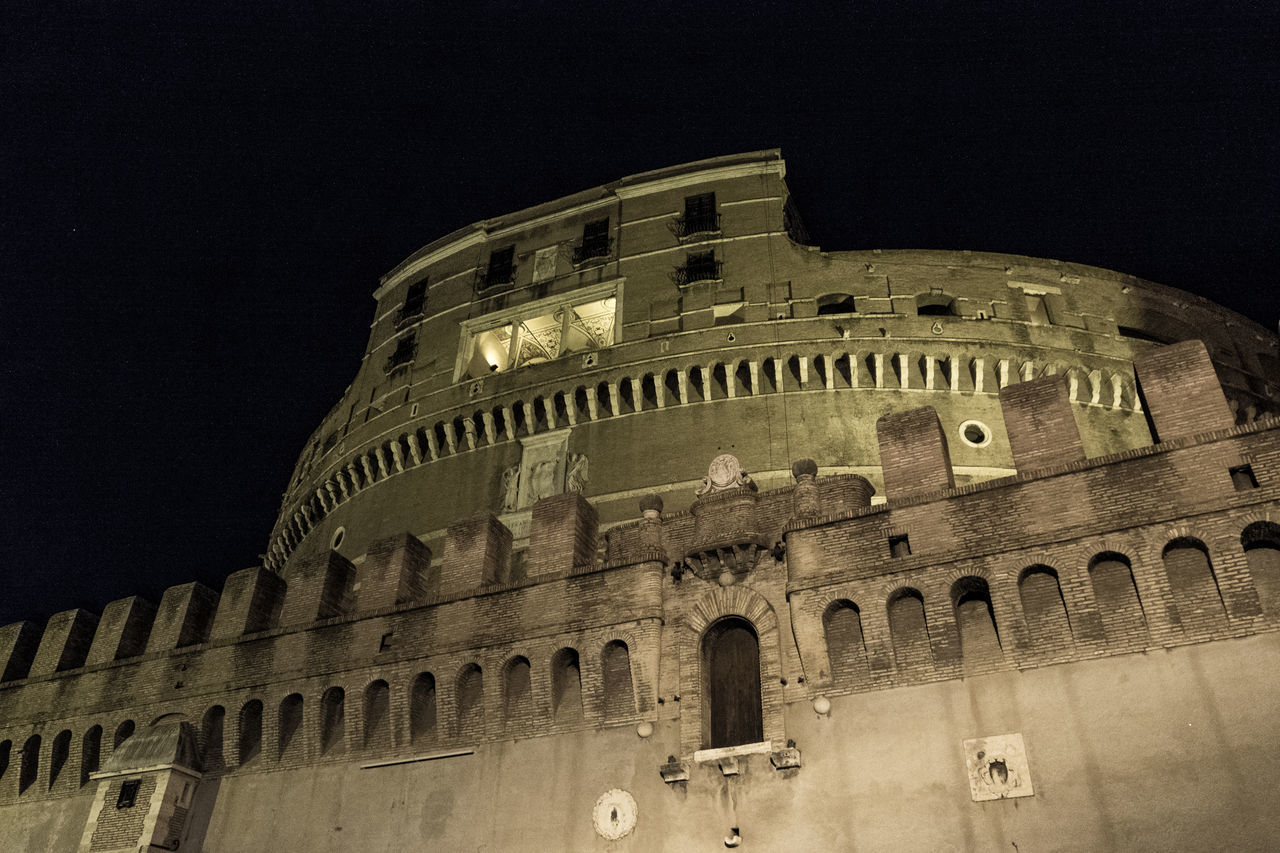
[{"x1": 964, "y1": 733, "x2": 1033, "y2": 801}]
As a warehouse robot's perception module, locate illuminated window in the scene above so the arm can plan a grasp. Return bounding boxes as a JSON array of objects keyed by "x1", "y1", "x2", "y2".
[{"x1": 457, "y1": 282, "x2": 621, "y2": 381}]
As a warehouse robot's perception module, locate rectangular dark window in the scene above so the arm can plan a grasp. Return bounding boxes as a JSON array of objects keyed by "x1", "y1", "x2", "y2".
[
  {"x1": 889, "y1": 534, "x2": 911, "y2": 558},
  {"x1": 573, "y1": 218, "x2": 610, "y2": 263},
  {"x1": 1230, "y1": 464, "x2": 1259, "y2": 490},
  {"x1": 677, "y1": 192, "x2": 720, "y2": 237},
  {"x1": 385, "y1": 334, "x2": 417, "y2": 373},
  {"x1": 485, "y1": 246, "x2": 515, "y2": 287},
  {"x1": 676, "y1": 250, "x2": 721, "y2": 286},
  {"x1": 117, "y1": 779, "x2": 141, "y2": 809},
  {"x1": 398, "y1": 278, "x2": 428, "y2": 324}
]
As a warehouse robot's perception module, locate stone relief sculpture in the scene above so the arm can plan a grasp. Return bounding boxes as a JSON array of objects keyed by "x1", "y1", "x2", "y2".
[
  {"x1": 500, "y1": 464, "x2": 521, "y2": 512},
  {"x1": 696, "y1": 453, "x2": 755, "y2": 496},
  {"x1": 566, "y1": 452, "x2": 589, "y2": 494},
  {"x1": 529, "y1": 458, "x2": 559, "y2": 502}
]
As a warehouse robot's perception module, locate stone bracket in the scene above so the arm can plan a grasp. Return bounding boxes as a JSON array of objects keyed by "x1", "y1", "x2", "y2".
[
  {"x1": 659, "y1": 758, "x2": 689, "y2": 784},
  {"x1": 770, "y1": 746, "x2": 802, "y2": 770}
]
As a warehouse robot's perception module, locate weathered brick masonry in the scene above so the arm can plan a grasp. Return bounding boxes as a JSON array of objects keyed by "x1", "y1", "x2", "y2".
[{"x1": 1, "y1": 152, "x2": 1279, "y2": 851}]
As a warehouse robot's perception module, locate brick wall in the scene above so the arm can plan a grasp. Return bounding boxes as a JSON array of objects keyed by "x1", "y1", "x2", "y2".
[{"x1": 89, "y1": 776, "x2": 154, "y2": 851}]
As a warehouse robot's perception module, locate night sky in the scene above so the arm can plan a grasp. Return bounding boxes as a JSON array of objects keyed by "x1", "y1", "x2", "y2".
[{"x1": 3, "y1": 2, "x2": 1278, "y2": 628}]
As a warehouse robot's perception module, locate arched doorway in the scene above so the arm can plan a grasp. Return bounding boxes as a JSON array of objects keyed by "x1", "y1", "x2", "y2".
[{"x1": 701, "y1": 617, "x2": 763, "y2": 749}]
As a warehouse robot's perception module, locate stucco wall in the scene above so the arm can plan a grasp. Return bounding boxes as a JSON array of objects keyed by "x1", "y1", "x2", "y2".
[{"x1": 7, "y1": 634, "x2": 1270, "y2": 852}]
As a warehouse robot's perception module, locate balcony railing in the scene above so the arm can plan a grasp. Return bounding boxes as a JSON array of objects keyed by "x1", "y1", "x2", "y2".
[
  {"x1": 572, "y1": 237, "x2": 612, "y2": 265},
  {"x1": 671, "y1": 257, "x2": 723, "y2": 287},
  {"x1": 395, "y1": 303, "x2": 426, "y2": 328},
  {"x1": 674, "y1": 212, "x2": 721, "y2": 239},
  {"x1": 385, "y1": 341, "x2": 417, "y2": 373},
  {"x1": 475, "y1": 265, "x2": 517, "y2": 292}
]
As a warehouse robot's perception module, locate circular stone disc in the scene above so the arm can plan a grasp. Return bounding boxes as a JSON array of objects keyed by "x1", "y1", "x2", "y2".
[{"x1": 592, "y1": 788, "x2": 638, "y2": 840}]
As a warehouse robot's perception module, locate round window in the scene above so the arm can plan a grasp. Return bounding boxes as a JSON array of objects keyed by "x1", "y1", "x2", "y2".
[
  {"x1": 959, "y1": 420, "x2": 992, "y2": 448},
  {"x1": 331, "y1": 527, "x2": 346, "y2": 550}
]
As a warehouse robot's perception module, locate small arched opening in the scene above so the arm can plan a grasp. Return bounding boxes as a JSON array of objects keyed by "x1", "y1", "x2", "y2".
[
  {"x1": 278, "y1": 694, "x2": 303, "y2": 760},
  {"x1": 363, "y1": 680, "x2": 391, "y2": 750}
]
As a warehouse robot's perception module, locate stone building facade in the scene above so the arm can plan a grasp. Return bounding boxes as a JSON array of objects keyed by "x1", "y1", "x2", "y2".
[{"x1": 1, "y1": 152, "x2": 1278, "y2": 851}]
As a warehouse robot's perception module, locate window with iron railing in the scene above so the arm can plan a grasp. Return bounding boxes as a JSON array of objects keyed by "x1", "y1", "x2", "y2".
[
  {"x1": 572, "y1": 218, "x2": 612, "y2": 264},
  {"x1": 396, "y1": 278, "x2": 428, "y2": 326},
  {"x1": 385, "y1": 334, "x2": 417, "y2": 373},
  {"x1": 675, "y1": 192, "x2": 720, "y2": 238},
  {"x1": 673, "y1": 250, "x2": 722, "y2": 287},
  {"x1": 477, "y1": 246, "x2": 516, "y2": 291}
]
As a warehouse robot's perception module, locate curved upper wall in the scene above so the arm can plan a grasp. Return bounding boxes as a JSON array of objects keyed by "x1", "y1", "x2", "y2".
[{"x1": 264, "y1": 151, "x2": 1280, "y2": 574}]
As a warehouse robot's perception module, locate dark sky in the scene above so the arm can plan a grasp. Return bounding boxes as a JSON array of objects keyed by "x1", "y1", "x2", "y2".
[{"x1": 3, "y1": 2, "x2": 1278, "y2": 628}]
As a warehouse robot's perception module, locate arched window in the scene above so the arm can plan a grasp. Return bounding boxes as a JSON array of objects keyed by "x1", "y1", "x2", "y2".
[
  {"x1": 238, "y1": 700, "x2": 263, "y2": 765},
  {"x1": 19, "y1": 735, "x2": 40, "y2": 794},
  {"x1": 822, "y1": 600, "x2": 868, "y2": 687},
  {"x1": 320, "y1": 687, "x2": 345, "y2": 755},
  {"x1": 409, "y1": 674, "x2": 436, "y2": 744},
  {"x1": 113, "y1": 720, "x2": 135, "y2": 750},
  {"x1": 600, "y1": 641, "x2": 634, "y2": 721},
  {"x1": 1019, "y1": 566, "x2": 1073, "y2": 652},
  {"x1": 49, "y1": 730, "x2": 71, "y2": 789},
  {"x1": 1162, "y1": 538, "x2": 1227, "y2": 630},
  {"x1": 1242, "y1": 522, "x2": 1280, "y2": 616},
  {"x1": 916, "y1": 293, "x2": 958, "y2": 316},
  {"x1": 456, "y1": 664, "x2": 484, "y2": 736},
  {"x1": 701, "y1": 617, "x2": 763, "y2": 749},
  {"x1": 201, "y1": 706, "x2": 225, "y2": 772},
  {"x1": 1088, "y1": 552, "x2": 1148, "y2": 646},
  {"x1": 80, "y1": 727, "x2": 101, "y2": 787},
  {"x1": 502, "y1": 657, "x2": 532, "y2": 725},
  {"x1": 278, "y1": 694, "x2": 303, "y2": 759},
  {"x1": 363, "y1": 680, "x2": 391, "y2": 750},
  {"x1": 551, "y1": 648, "x2": 583, "y2": 724},
  {"x1": 817, "y1": 293, "x2": 857, "y2": 315},
  {"x1": 951, "y1": 577, "x2": 1002, "y2": 670},
  {"x1": 887, "y1": 588, "x2": 932, "y2": 673}
]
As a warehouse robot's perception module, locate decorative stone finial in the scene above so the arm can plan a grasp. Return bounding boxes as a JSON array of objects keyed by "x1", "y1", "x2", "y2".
[
  {"x1": 695, "y1": 453, "x2": 755, "y2": 496},
  {"x1": 791, "y1": 458, "x2": 818, "y2": 480},
  {"x1": 638, "y1": 494, "x2": 664, "y2": 515}
]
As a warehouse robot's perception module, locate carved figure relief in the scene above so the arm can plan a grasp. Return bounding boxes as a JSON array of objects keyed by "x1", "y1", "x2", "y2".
[
  {"x1": 500, "y1": 465, "x2": 521, "y2": 512},
  {"x1": 566, "y1": 453, "x2": 589, "y2": 494},
  {"x1": 529, "y1": 459, "x2": 559, "y2": 503}
]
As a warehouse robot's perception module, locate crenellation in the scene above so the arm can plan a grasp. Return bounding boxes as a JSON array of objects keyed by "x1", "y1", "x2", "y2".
[
  {"x1": 876, "y1": 407, "x2": 956, "y2": 501},
  {"x1": 5, "y1": 150, "x2": 1280, "y2": 852},
  {"x1": 29, "y1": 609, "x2": 99, "y2": 677},
  {"x1": 211, "y1": 567, "x2": 285, "y2": 640},
  {"x1": 0, "y1": 621, "x2": 41, "y2": 683},
  {"x1": 278, "y1": 552, "x2": 355, "y2": 627},
  {"x1": 86, "y1": 596, "x2": 157, "y2": 666},
  {"x1": 146, "y1": 583, "x2": 219, "y2": 653}
]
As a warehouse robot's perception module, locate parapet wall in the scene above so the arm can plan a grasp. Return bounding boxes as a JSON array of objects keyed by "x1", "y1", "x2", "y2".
[{"x1": 0, "y1": 342, "x2": 1277, "y2": 848}]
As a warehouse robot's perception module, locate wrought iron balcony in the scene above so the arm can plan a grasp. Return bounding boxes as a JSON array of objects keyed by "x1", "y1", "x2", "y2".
[
  {"x1": 395, "y1": 303, "x2": 426, "y2": 328},
  {"x1": 672, "y1": 255, "x2": 723, "y2": 287},
  {"x1": 674, "y1": 212, "x2": 721, "y2": 239},
  {"x1": 475, "y1": 264, "x2": 516, "y2": 292},
  {"x1": 572, "y1": 237, "x2": 612, "y2": 265},
  {"x1": 384, "y1": 339, "x2": 417, "y2": 373}
]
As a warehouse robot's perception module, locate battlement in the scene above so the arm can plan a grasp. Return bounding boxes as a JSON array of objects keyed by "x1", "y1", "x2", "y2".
[{"x1": 1, "y1": 341, "x2": 1277, "y2": 811}]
